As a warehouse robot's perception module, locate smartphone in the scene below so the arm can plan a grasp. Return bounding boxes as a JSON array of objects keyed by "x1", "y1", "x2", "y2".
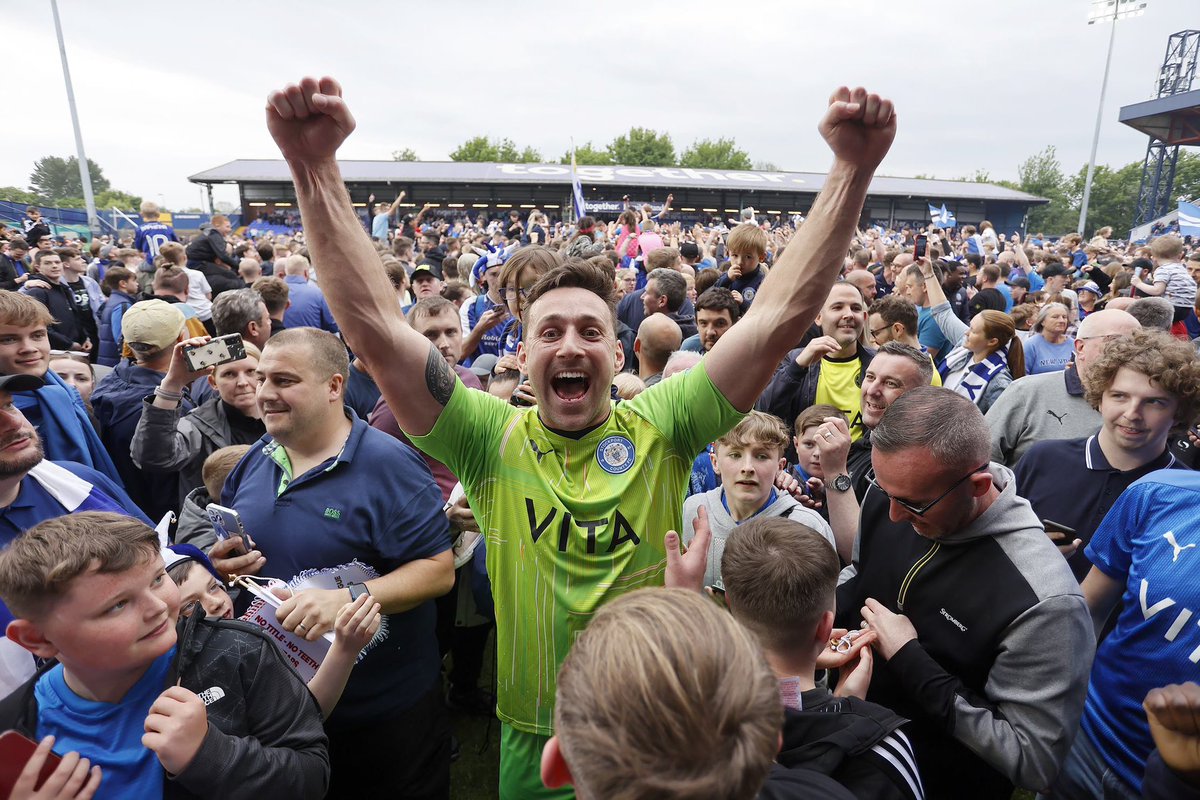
[
  {"x1": 0, "y1": 730, "x2": 62, "y2": 796},
  {"x1": 914, "y1": 234, "x2": 928, "y2": 259},
  {"x1": 183, "y1": 333, "x2": 247, "y2": 372},
  {"x1": 1042, "y1": 519, "x2": 1077, "y2": 536},
  {"x1": 490, "y1": 302, "x2": 508, "y2": 315},
  {"x1": 206, "y1": 503, "x2": 255, "y2": 556},
  {"x1": 1133, "y1": 267, "x2": 1143, "y2": 279}
]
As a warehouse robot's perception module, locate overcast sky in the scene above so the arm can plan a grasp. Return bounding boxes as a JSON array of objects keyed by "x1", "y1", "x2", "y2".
[{"x1": 5, "y1": 0, "x2": 1197, "y2": 209}]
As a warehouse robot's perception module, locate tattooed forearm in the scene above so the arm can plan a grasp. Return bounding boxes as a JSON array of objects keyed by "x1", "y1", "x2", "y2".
[{"x1": 425, "y1": 344, "x2": 456, "y2": 406}]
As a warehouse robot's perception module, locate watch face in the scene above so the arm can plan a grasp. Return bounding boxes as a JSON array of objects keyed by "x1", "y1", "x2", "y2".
[{"x1": 833, "y1": 474, "x2": 853, "y2": 492}]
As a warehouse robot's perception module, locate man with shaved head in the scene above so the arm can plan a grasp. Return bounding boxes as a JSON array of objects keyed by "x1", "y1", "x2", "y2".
[
  {"x1": 986, "y1": 308, "x2": 1141, "y2": 465},
  {"x1": 844, "y1": 269, "x2": 877, "y2": 302},
  {"x1": 634, "y1": 313, "x2": 682, "y2": 387}
]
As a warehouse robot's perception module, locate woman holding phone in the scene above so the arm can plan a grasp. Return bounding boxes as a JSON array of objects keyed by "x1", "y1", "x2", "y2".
[{"x1": 130, "y1": 337, "x2": 265, "y2": 512}]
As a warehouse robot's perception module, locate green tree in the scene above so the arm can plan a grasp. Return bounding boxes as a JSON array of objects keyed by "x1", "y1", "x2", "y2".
[
  {"x1": 1013, "y1": 146, "x2": 1075, "y2": 233},
  {"x1": 391, "y1": 148, "x2": 420, "y2": 161},
  {"x1": 1173, "y1": 150, "x2": 1200, "y2": 204},
  {"x1": 1068, "y1": 160, "x2": 1142, "y2": 236},
  {"x1": 753, "y1": 160, "x2": 781, "y2": 172},
  {"x1": 29, "y1": 156, "x2": 110, "y2": 202},
  {"x1": 560, "y1": 142, "x2": 613, "y2": 165},
  {"x1": 680, "y1": 137, "x2": 752, "y2": 171},
  {"x1": 449, "y1": 136, "x2": 540, "y2": 163},
  {"x1": 959, "y1": 168, "x2": 992, "y2": 184},
  {"x1": 606, "y1": 127, "x2": 675, "y2": 166},
  {"x1": 0, "y1": 186, "x2": 41, "y2": 205},
  {"x1": 94, "y1": 189, "x2": 143, "y2": 210}
]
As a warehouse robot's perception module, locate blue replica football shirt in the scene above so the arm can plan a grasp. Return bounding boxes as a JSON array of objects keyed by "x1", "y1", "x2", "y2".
[
  {"x1": 36, "y1": 647, "x2": 174, "y2": 800},
  {"x1": 1082, "y1": 470, "x2": 1200, "y2": 792},
  {"x1": 133, "y1": 221, "x2": 178, "y2": 265}
]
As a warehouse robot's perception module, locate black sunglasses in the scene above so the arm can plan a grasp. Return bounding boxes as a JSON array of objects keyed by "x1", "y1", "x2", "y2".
[{"x1": 866, "y1": 463, "x2": 990, "y2": 516}]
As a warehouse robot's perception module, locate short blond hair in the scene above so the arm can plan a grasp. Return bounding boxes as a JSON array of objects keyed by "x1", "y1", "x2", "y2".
[
  {"x1": 0, "y1": 513, "x2": 159, "y2": 620},
  {"x1": 555, "y1": 588, "x2": 780, "y2": 800},
  {"x1": 727, "y1": 223, "x2": 767, "y2": 261},
  {"x1": 716, "y1": 410, "x2": 789, "y2": 456},
  {"x1": 202, "y1": 444, "x2": 251, "y2": 502},
  {"x1": 1150, "y1": 235, "x2": 1185, "y2": 261},
  {"x1": 0, "y1": 289, "x2": 56, "y2": 328}
]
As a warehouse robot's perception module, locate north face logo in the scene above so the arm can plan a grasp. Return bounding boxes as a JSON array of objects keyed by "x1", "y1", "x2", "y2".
[{"x1": 196, "y1": 686, "x2": 226, "y2": 706}]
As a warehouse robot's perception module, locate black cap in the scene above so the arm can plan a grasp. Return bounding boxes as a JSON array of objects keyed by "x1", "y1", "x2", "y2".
[
  {"x1": 411, "y1": 264, "x2": 437, "y2": 281},
  {"x1": 1041, "y1": 263, "x2": 1069, "y2": 279},
  {"x1": 0, "y1": 374, "x2": 44, "y2": 392}
]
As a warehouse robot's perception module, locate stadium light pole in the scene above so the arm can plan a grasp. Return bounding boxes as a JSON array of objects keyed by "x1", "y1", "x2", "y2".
[
  {"x1": 50, "y1": 0, "x2": 98, "y2": 235},
  {"x1": 1078, "y1": 0, "x2": 1147, "y2": 236}
]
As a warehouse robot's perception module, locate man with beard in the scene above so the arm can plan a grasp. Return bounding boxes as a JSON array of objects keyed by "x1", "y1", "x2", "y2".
[
  {"x1": 756, "y1": 282, "x2": 874, "y2": 441},
  {"x1": 258, "y1": 76, "x2": 895, "y2": 799},
  {"x1": 0, "y1": 372, "x2": 151, "y2": 697},
  {"x1": 681, "y1": 287, "x2": 740, "y2": 354}
]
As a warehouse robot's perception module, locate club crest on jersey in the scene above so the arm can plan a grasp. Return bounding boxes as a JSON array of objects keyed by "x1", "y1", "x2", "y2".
[{"x1": 596, "y1": 435, "x2": 636, "y2": 475}]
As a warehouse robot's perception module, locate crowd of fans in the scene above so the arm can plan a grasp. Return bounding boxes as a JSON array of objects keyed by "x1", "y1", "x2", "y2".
[{"x1": 0, "y1": 78, "x2": 1199, "y2": 800}]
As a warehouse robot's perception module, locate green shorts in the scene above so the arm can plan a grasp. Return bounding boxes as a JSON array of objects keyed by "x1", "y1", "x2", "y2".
[{"x1": 499, "y1": 723, "x2": 576, "y2": 800}]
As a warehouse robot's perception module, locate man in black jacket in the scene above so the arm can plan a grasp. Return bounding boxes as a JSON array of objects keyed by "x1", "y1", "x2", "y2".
[
  {"x1": 185, "y1": 215, "x2": 245, "y2": 297},
  {"x1": 0, "y1": 238, "x2": 31, "y2": 291},
  {"x1": 23, "y1": 250, "x2": 89, "y2": 353},
  {"x1": 837, "y1": 387, "x2": 1092, "y2": 799},
  {"x1": 756, "y1": 282, "x2": 873, "y2": 440}
]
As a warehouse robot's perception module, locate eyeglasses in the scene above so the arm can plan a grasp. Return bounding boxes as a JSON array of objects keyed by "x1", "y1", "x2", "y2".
[
  {"x1": 866, "y1": 462, "x2": 990, "y2": 516},
  {"x1": 1076, "y1": 333, "x2": 1123, "y2": 344},
  {"x1": 869, "y1": 326, "x2": 891, "y2": 339},
  {"x1": 498, "y1": 286, "x2": 531, "y2": 301}
]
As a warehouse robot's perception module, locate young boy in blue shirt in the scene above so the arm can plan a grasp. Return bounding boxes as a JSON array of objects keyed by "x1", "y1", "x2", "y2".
[{"x1": 0, "y1": 511, "x2": 330, "y2": 800}]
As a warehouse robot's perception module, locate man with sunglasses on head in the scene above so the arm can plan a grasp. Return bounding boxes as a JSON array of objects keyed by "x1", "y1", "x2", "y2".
[{"x1": 835, "y1": 386, "x2": 1092, "y2": 800}]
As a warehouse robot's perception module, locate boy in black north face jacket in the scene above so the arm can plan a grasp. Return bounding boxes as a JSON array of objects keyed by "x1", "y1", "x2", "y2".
[
  {"x1": 669, "y1": 510, "x2": 925, "y2": 799},
  {"x1": 0, "y1": 512, "x2": 329, "y2": 800}
]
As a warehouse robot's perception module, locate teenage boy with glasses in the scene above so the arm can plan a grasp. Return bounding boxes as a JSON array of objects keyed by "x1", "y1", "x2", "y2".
[{"x1": 835, "y1": 386, "x2": 1093, "y2": 800}]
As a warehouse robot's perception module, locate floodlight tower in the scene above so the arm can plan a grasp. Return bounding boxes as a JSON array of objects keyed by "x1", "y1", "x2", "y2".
[
  {"x1": 1128, "y1": 31, "x2": 1200, "y2": 229},
  {"x1": 50, "y1": 0, "x2": 98, "y2": 234},
  {"x1": 1078, "y1": 0, "x2": 1148, "y2": 236}
]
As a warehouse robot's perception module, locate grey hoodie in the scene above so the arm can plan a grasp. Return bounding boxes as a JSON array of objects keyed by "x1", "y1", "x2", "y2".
[
  {"x1": 682, "y1": 487, "x2": 836, "y2": 589},
  {"x1": 836, "y1": 464, "x2": 1094, "y2": 798}
]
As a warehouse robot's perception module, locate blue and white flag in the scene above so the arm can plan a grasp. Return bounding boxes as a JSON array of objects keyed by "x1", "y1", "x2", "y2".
[
  {"x1": 570, "y1": 143, "x2": 586, "y2": 221},
  {"x1": 1180, "y1": 200, "x2": 1200, "y2": 236},
  {"x1": 929, "y1": 203, "x2": 957, "y2": 228}
]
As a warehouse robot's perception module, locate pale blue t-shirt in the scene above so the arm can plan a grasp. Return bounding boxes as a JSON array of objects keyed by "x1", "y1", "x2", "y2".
[
  {"x1": 36, "y1": 647, "x2": 174, "y2": 799},
  {"x1": 371, "y1": 213, "x2": 389, "y2": 240},
  {"x1": 1022, "y1": 335, "x2": 1075, "y2": 374}
]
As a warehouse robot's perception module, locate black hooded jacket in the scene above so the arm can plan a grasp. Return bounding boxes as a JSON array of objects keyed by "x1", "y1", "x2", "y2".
[
  {"x1": 773, "y1": 687, "x2": 924, "y2": 800},
  {"x1": 0, "y1": 609, "x2": 329, "y2": 799}
]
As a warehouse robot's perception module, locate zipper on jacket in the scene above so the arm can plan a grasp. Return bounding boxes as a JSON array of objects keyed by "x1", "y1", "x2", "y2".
[{"x1": 898, "y1": 542, "x2": 940, "y2": 611}]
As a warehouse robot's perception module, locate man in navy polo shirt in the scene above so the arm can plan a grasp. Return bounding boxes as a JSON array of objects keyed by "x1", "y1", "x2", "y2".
[
  {"x1": 0, "y1": 372, "x2": 151, "y2": 698},
  {"x1": 211, "y1": 327, "x2": 455, "y2": 799},
  {"x1": 1014, "y1": 329, "x2": 1199, "y2": 581}
]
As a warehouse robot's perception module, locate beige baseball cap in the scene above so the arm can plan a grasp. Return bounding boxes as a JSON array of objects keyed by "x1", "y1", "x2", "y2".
[{"x1": 121, "y1": 300, "x2": 185, "y2": 351}]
